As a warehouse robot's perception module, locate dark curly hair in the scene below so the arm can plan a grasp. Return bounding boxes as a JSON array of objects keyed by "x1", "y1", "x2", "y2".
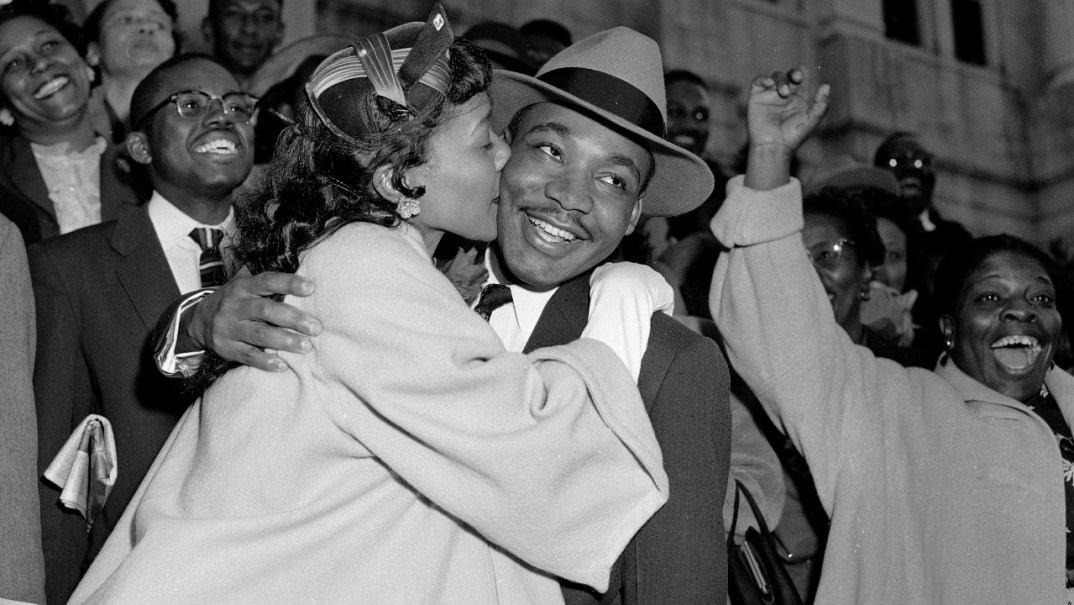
[
  {"x1": 233, "y1": 37, "x2": 491, "y2": 277},
  {"x1": 933, "y1": 234, "x2": 1063, "y2": 318},
  {"x1": 803, "y1": 186, "x2": 886, "y2": 268},
  {"x1": 0, "y1": 0, "x2": 89, "y2": 57},
  {"x1": 186, "y1": 37, "x2": 492, "y2": 393}
]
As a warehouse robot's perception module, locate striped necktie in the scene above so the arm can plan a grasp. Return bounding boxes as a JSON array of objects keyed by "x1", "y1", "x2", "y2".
[
  {"x1": 473, "y1": 283, "x2": 512, "y2": 321},
  {"x1": 188, "y1": 227, "x2": 227, "y2": 288}
]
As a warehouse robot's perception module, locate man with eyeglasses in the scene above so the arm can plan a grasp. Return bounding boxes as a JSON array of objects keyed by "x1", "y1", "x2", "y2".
[{"x1": 28, "y1": 53, "x2": 255, "y2": 604}]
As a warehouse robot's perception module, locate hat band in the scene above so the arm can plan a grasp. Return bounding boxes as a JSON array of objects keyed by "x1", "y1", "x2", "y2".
[{"x1": 538, "y1": 67, "x2": 665, "y2": 139}]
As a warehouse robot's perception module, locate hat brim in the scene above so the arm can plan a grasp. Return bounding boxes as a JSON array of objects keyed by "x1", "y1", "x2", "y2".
[{"x1": 489, "y1": 69, "x2": 714, "y2": 217}]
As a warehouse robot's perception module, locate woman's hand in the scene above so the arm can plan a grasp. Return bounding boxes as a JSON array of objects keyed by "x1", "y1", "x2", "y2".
[{"x1": 745, "y1": 67, "x2": 830, "y2": 191}]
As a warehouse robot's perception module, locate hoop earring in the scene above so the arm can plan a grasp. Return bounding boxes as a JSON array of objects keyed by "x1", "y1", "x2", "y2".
[{"x1": 397, "y1": 196, "x2": 420, "y2": 220}]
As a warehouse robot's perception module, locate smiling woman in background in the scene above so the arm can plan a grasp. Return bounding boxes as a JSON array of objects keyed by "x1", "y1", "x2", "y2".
[
  {"x1": 0, "y1": 0, "x2": 142, "y2": 244},
  {"x1": 714, "y1": 66, "x2": 1074, "y2": 603}
]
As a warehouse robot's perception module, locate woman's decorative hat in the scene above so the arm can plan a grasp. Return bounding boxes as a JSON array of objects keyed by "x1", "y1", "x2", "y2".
[
  {"x1": 305, "y1": 3, "x2": 454, "y2": 143},
  {"x1": 490, "y1": 27, "x2": 714, "y2": 217}
]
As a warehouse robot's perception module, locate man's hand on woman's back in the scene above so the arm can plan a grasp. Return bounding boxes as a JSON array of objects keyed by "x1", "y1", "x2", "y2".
[{"x1": 188, "y1": 272, "x2": 322, "y2": 372}]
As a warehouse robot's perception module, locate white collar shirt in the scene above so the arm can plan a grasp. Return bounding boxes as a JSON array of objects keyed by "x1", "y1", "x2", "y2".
[
  {"x1": 480, "y1": 253, "x2": 558, "y2": 353},
  {"x1": 148, "y1": 191, "x2": 233, "y2": 295}
]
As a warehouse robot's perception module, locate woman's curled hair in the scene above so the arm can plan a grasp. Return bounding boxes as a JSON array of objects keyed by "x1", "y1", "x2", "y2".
[
  {"x1": 231, "y1": 36, "x2": 491, "y2": 278},
  {"x1": 186, "y1": 37, "x2": 492, "y2": 393}
]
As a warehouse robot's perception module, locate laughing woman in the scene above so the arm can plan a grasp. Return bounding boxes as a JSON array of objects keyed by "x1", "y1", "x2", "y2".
[
  {"x1": 0, "y1": 0, "x2": 143, "y2": 244},
  {"x1": 69, "y1": 7, "x2": 667, "y2": 605},
  {"x1": 713, "y1": 67, "x2": 1074, "y2": 603}
]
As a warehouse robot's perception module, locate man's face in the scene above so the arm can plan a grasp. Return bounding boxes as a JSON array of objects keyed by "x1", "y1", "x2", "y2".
[
  {"x1": 877, "y1": 135, "x2": 935, "y2": 208},
  {"x1": 203, "y1": 0, "x2": 283, "y2": 78},
  {"x1": 495, "y1": 102, "x2": 649, "y2": 289},
  {"x1": 93, "y1": 0, "x2": 175, "y2": 76},
  {"x1": 136, "y1": 59, "x2": 253, "y2": 199},
  {"x1": 665, "y1": 79, "x2": 710, "y2": 156}
]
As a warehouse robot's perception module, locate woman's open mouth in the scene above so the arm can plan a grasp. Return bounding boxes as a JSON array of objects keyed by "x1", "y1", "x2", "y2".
[
  {"x1": 34, "y1": 75, "x2": 70, "y2": 100},
  {"x1": 990, "y1": 334, "x2": 1043, "y2": 372}
]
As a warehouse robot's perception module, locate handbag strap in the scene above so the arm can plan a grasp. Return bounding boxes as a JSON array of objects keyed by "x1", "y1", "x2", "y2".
[{"x1": 727, "y1": 479, "x2": 774, "y2": 547}]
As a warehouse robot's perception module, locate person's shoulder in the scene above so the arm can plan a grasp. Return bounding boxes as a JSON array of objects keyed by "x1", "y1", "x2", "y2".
[
  {"x1": 299, "y1": 221, "x2": 435, "y2": 286},
  {"x1": 650, "y1": 313, "x2": 726, "y2": 367},
  {"x1": 27, "y1": 219, "x2": 119, "y2": 276}
]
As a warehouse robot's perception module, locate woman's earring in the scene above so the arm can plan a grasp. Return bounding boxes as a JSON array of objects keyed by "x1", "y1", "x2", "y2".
[
  {"x1": 0, "y1": 107, "x2": 14, "y2": 127},
  {"x1": 397, "y1": 196, "x2": 421, "y2": 219},
  {"x1": 859, "y1": 286, "x2": 871, "y2": 302},
  {"x1": 945, "y1": 338, "x2": 954, "y2": 351}
]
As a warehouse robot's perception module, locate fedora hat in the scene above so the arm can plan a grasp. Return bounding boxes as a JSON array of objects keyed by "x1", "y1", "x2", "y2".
[{"x1": 490, "y1": 27, "x2": 714, "y2": 217}]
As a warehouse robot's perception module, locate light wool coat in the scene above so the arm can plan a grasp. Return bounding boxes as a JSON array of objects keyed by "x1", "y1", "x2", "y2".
[
  {"x1": 71, "y1": 221, "x2": 668, "y2": 605},
  {"x1": 711, "y1": 177, "x2": 1069, "y2": 604}
]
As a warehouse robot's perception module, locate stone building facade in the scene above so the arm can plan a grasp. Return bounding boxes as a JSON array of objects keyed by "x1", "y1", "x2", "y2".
[{"x1": 165, "y1": 0, "x2": 1074, "y2": 247}]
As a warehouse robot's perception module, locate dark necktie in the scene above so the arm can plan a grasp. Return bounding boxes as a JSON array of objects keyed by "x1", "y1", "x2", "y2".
[
  {"x1": 474, "y1": 283, "x2": 512, "y2": 321},
  {"x1": 188, "y1": 227, "x2": 227, "y2": 288}
]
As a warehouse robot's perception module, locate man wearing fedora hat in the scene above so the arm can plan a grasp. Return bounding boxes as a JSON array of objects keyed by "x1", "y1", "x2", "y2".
[{"x1": 152, "y1": 26, "x2": 730, "y2": 604}]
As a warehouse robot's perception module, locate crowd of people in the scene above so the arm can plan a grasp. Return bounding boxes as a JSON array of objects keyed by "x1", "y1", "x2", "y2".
[{"x1": 2, "y1": 1, "x2": 1073, "y2": 604}]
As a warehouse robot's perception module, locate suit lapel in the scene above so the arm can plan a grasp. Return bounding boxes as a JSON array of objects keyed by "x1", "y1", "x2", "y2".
[
  {"x1": 112, "y1": 205, "x2": 181, "y2": 332},
  {"x1": 523, "y1": 273, "x2": 591, "y2": 353}
]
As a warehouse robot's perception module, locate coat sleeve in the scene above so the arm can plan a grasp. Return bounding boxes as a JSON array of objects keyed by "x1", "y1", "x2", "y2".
[
  {"x1": 300, "y1": 225, "x2": 669, "y2": 591},
  {"x1": 0, "y1": 219, "x2": 46, "y2": 605},
  {"x1": 27, "y1": 241, "x2": 96, "y2": 603},
  {"x1": 709, "y1": 176, "x2": 905, "y2": 514}
]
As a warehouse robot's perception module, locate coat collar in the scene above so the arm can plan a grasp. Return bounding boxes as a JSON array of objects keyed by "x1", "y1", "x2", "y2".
[
  {"x1": 937, "y1": 357, "x2": 1074, "y2": 428},
  {"x1": 0, "y1": 133, "x2": 52, "y2": 217}
]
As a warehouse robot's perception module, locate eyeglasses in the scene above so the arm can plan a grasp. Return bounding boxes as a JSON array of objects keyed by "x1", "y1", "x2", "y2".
[
  {"x1": 806, "y1": 239, "x2": 858, "y2": 271},
  {"x1": 133, "y1": 90, "x2": 259, "y2": 130}
]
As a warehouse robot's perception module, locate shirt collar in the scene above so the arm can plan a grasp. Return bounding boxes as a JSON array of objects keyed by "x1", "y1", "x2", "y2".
[
  {"x1": 147, "y1": 190, "x2": 234, "y2": 250},
  {"x1": 482, "y1": 250, "x2": 559, "y2": 336},
  {"x1": 29, "y1": 135, "x2": 108, "y2": 159}
]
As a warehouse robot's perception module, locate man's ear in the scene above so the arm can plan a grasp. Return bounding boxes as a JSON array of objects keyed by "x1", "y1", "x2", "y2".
[
  {"x1": 371, "y1": 165, "x2": 403, "y2": 204},
  {"x1": 622, "y1": 196, "x2": 644, "y2": 236},
  {"x1": 86, "y1": 43, "x2": 101, "y2": 67},
  {"x1": 201, "y1": 16, "x2": 215, "y2": 45},
  {"x1": 126, "y1": 131, "x2": 153, "y2": 165}
]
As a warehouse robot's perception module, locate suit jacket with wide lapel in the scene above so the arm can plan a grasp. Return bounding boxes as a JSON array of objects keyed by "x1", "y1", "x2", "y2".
[
  {"x1": 527, "y1": 273, "x2": 731, "y2": 605},
  {"x1": 0, "y1": 133, "x2": 145, "y2": 244},
  {"x1": 29, "y1": 203, "x2": 193, "y2": 604}
]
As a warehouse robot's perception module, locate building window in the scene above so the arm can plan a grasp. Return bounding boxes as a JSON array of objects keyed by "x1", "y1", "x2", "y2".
[
  {"x1": 951, "y1": 0, "x2": 987, "y2": 65},
  {"x1": 883, "y1": 0, "x2": 921, "y2": 45}
]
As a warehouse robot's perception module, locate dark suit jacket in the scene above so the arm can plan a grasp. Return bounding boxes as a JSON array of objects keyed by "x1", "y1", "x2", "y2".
[
  {"x1": 28, "y1": 204, "x2": 195, "y2": 604},
  {"x1": 524, "y1": 273, "x2": 732, "y2": 605},
  {"x1": 0, "y1": 133, "x2": 145, "y2": 245}
]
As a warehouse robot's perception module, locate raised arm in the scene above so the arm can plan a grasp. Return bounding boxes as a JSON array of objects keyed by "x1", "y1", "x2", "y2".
[{"x1": 709, "y1": 68, "x2": 908, "y2": 510}]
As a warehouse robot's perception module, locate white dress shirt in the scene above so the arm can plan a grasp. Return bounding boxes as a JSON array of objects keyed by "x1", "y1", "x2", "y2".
[
  {"x1": 481, "y1": 255, "x2": 558, "y2": 353},
  {"x1": 147, "y1": 191, "x2": 233, "y2": 295}
]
